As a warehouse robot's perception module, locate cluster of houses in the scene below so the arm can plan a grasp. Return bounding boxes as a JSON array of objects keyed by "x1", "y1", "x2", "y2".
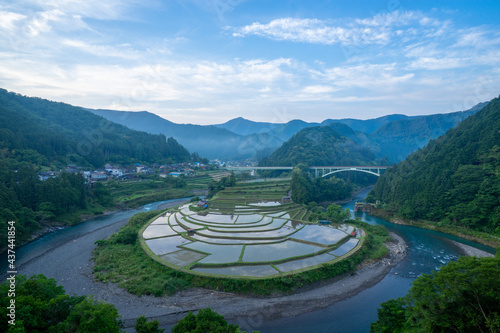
[{"x1": 38, "y1": 161, "x2": 214, "y2": 183}]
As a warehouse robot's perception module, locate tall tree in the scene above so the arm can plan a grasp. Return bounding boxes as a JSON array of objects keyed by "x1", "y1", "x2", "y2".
[{"x1": 370, "y1": 252, "x2": 500, "y2": 333}]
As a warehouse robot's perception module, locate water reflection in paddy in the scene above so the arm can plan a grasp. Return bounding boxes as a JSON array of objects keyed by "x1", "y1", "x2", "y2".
[
  {"x1": 179, "y1": 204, "x2": 194, "y2": 215},
  {"x1": 171, "y1": 225, "x2": 186, "y2": 234},
  {"x1": 267, "y1": 212, "x2": 290, "y2": 219},
  {"x1": 249, "y1": 201, "x2": 282, "y2": 206},
  {"x1": 183, "y1": 242, "x2": 243, "y2": 264},
  {"x1": 191, "y1": 213, "x2": 237, "y2": 224},
  {"x1": 192, "y1": 264, "x2": 279, "y2": 277},
  {"x1": 330, "y1": 238, "x2": 359, "y2": 257},
  {"x1": 143, "y1": 203, "x2": 367, "y2": 276},
  {"x1": 291, "y1": 225, "x2": 347, "y2": 245},
  {"x1": 159, "y1": 249, "x2": 205, "y2": 267},
  {"x1": 197, "y1": 227, "x2": 296, "y2": 239},
  {"x1": 177, "y1": 218, "x2": 206, "y2": 230},
  {"x1": 182, "y1": 215, "x2": 271, "y2": 229},
  {"x1": 275, "y1": 253, "x2": 336, "y2": 272},
  {"x1": 208, "y1": 217, "x2": 285, "y2": 233},
  {"x1": 242, "y1": 240, "x2": 324, "y2": 263},
  {"x1": 142, "y1": 225, "x2": 178, "y2": 239},
  {"x1": 150, "y1": 215, "x2": 170, "y2": 225},
  {"x1": 145, "y1": 236, "x2": 190, "y2": 256},
  {"x1": 189, "y1": 233, "x2": 279, "y2": 245},
  {"x1": 234, "y1": 214, "x2": 264, "y2": 223}
]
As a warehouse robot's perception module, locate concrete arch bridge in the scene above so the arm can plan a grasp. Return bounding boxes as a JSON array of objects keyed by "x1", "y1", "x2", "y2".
[{"x1": 225, "y1": 166, "x2": 389, "y2": 178}]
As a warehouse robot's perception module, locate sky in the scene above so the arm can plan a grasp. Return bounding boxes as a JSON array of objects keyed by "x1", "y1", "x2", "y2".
[{"x1": 1, "y1": 0, "x2": 500, "y2": 125}]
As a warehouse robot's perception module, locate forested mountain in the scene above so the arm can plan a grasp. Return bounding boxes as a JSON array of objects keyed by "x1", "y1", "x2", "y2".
[
  {"x1": 322, "y1": 114, "x2": 413, "y2": 134},
  {"x1": 0, "y1": 89, "x2": 191, "y2": 168},
  {"x1": 93, "y1": 103, "x2": 485, "y2": 162},
  {"x1": 367, "y1": 96, "x2": 500, "y2": 233},
  {"x1": 214, "y1": 114, "x2": 413, "y2": 137},
  {"x1": 259, "y1": 126, "x2": 378, "y2": 167},
  {"x1": 367, "y1": 103, "x2": 488, "y2": 162},
  {"x1": 214, "y1": 117, "x2": 282, "y2": 136},
  {"x1": 91, "y1": 109, "x2": 282, "y2": 160}
]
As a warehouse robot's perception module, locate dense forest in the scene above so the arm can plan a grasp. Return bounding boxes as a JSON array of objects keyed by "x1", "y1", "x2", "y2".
[
  {"x1": 0, "y1": 274, "x2": 168, "y2": 333},
  {"x1": 0, "y1": 163, "x2": 111, "y2": 248},
  {"x1": 259, "y1": 125, "x2": 378, "y2": 166},
  {"x1": 367, "y1": 96, "x2": 500, "y2": 234},
  {"x1": 290, "y1": 166, "x2": 352, "y2": 204},
  {"x1": 0, "y1": 89, "x2": 191, "y2": 169},
  {"x1": 370, "y1": 253, "x2": 500, "y2": 332}
]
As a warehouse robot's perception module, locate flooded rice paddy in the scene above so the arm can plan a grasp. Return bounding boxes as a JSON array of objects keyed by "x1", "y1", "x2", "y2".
[{"x1": 141, "y1": 203, "x2": 362, "y2": 277}]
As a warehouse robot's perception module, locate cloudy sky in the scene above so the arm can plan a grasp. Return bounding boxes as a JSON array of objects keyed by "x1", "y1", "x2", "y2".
[{"x1": 1, "y1": 0, "x2": 500, "y2": 125}]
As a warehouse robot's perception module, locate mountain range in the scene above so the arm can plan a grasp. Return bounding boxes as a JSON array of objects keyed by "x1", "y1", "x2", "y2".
[
  {"x1": 368, "y1": 95, "x2": 500, "y2": 233},
  {"x1": 92, "y1": 103, "x2": 487, "y2": 163}
]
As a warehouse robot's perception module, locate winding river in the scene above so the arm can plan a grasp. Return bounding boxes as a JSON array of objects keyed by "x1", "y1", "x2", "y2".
[
  {"x1": 258, "y1": 188, "x2": 495, "y2": 332},
  {"x1": 1, "y1": 191, "x2": 495, "y2": 332},
  {"x1": 0, "y1": 198, "x2": 190, "y2": 277}
]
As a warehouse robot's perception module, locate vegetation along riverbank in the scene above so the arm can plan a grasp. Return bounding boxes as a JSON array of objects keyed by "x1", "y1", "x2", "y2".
[{"x1": 93, "y1": 178, "x2": 392, "y2": 296}]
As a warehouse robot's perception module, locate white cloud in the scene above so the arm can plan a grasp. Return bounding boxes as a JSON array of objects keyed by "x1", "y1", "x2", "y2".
[
  {"x1": 407, "y1": 56, "x2": 467, "y2": 70},
  {"x1": 27, "y1": 9, "x2": 64, "y2": 36},
  {"x1": 231, "y1": 11, "x2": 444, "y2": 46},
  {"x1": 19, "y1": 0, "x2": 146, "y2": 20},
  {"x1": 0, "y1": 10, "x2": 26, "y2": 31},
  {"x1": 454, "y1": 28, "x2": 500, "y2": 48},
  {"x1": 312, "y1": 63, "x2": 415, "y2": 89},
  {"x1": 232, "y1": 17, "x2": 389, "y2": 45},
  {"x1": 62, "y1": 39, "x2": 142, "y2": 59},
  {"x1": 302, "y1": 85, "x2": 338, "y2": 94}
]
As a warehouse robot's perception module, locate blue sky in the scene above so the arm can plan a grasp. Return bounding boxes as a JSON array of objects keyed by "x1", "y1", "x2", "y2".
[{"x1": 1, "y1": 0, "x2": 500, "y2": 125}]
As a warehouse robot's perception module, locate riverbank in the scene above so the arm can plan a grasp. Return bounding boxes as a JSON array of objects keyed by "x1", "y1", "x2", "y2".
[
  {"x1": 369, "y1": 208, "x2": 500, "y2": 250},
  {"x1": 452, "y1": 241, "x2": 495, "y2": 258},
  {"x1": 333, "y1": 186, "x2": 374, "y2": 205},
  {"x1": 16, "y1": 209, "x2": 407, "y2": 332}
]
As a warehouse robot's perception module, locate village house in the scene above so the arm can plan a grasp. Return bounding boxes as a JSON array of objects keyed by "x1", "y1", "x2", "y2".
[
  {"x1": 90, "y1": 171, "x2": 108, "y2": 182},
  {"x1": 38, "y1": 171, "x2": 59, "y2": 181}
]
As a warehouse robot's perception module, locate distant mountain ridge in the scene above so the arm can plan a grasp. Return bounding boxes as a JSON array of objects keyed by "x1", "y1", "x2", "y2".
[
  {"x1": 92, "y1": 102, "x2": 487, "y2": 162},
  {"x1": 214, "y1": 114, "x2": 414, "y2": 139},
  {"x1": 90, "y1": 109, "x2": 283, "y2": 161}
]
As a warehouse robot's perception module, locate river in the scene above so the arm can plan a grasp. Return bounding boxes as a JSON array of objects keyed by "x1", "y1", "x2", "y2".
[
  {"x1": 257, "y1": 188, "x2": 495, "y2": 332},
  {"x1": 2, "y1": 191, "x2": 495, "y2": 332},
  {"x1": 0, "y1": 198, "x2": 191, "y2": 277}
]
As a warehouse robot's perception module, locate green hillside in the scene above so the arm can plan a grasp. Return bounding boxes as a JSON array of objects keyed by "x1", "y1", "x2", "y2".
[
  {"x1": 368, "y1": 96, "x2": 500, "y2": 234},
  {"x1": 259, "y1": 125, "x2": 378, "y2": 166},
  {"x1": 0, "y1": 89, "x2": 191, "y2": 168}
]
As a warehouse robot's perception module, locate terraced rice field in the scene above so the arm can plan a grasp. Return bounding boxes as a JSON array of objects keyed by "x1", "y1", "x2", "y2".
[
  {"x1": 141, "y1": 181, "x2": 364, "y2": 278},
  {"x1": 139, "y1": 180, "x2": 364, "y2": 278}
]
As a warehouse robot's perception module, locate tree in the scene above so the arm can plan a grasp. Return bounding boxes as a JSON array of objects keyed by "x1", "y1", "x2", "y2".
[
  {"x1": 92, "y1": 182, "x2": 114, "y2": 207},
  {"x1": 172, "y1": 308, "x2": 257, "y2": 333},
  {"x1": 290, "y1": 168, "x2": 313, "y2": 204},
  {"x1": 369, "y1": 298, "x2": 406, "y2": 333},
  {"x1": 326, "y1": 203, "x2": 351, "y2": 223},
  {"x1": 134, "y1": 315, "x2": 164, "y2": 333},
  {"x1": 54, "y1": 297, "x2": 123, "y2": 333},
  {"x1": 290, "y1": 168, "x2": 353, "y2": 205},
  {"x1": 0, "y1": 274, "x2": 123, "y2": 333},
  {"x1": 371, "y1": 252, "x2": 500, "y2": 333}
]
